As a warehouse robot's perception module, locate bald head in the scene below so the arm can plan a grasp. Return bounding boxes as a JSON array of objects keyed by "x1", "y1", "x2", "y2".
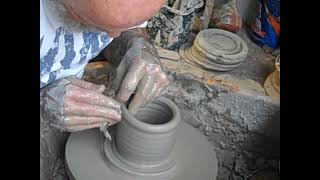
[{"x1": 63, "y1": 0, "x2": 165, "y2": 37}]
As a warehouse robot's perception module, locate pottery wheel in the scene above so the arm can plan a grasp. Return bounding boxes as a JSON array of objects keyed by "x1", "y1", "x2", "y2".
[{"x1": 65, "y1": 121, "x2": 218, "y2": 180}]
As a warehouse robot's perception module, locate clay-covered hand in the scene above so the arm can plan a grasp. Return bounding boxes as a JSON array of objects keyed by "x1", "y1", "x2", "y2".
[
  {"x1": 115, "y1": 37, "x2": 170, "y2": 113},
  {"x1": 40, "y1": 77, "x2": 122, "y2": 132}
]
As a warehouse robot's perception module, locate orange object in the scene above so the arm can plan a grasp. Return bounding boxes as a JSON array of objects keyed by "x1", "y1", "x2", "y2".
[
  {"x1": 210, "y1": 0, "x2": 242, "y2": 33},
  {"x1": 267, "y1": 14, "x2": 280, "y2": 37},
  {"x1": 206, "y1": 78, "x2": 216, "y2": 85},
  {"x1": 264, "y1": 1, "x2": 280, "y2": 37}
]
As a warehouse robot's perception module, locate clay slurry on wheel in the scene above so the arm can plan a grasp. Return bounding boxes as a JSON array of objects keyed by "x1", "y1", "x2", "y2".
[
  {"x1": 65, "y1": 97, "x2": 218, "y2": 180},
  {"x1": 179, "y1": 28, "x2": 248, "y2": 71}
]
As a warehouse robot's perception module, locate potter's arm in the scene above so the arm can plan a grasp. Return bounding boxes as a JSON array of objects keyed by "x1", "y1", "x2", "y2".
[{"x1": 102, "y1": 28, "x2": 159, "y2": 66}]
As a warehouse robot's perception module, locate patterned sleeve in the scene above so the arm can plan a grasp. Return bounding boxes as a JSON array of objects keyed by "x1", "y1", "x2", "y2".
[{"x1": 40, "y1": 0, "x2": 112, "y2": 88}]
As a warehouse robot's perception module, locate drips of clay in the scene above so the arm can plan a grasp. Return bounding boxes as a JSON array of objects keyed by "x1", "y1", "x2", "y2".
[{"x1": 65, "y1": 97, "x2": 218, "y2": 180}]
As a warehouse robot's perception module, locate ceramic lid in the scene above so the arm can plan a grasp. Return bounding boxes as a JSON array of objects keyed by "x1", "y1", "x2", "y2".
[{"x1": 194, "y1": 29, "x2": 248, "y2": 61}]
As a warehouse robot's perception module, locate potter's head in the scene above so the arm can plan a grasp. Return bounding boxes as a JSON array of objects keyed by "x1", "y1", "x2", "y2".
[{"x1": 63, "y1": 0, "x2": 165, "y2": 37}]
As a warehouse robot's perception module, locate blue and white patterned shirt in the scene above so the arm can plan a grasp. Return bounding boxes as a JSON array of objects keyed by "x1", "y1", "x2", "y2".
[{"x1": 40, "y1": 0, "x2": 146, "y2": 88}]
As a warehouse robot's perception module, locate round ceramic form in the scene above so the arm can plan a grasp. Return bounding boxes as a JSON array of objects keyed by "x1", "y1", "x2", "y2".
[
  {"x1": 180, "y1": 43, "x2": 242, "y2": 71},
  {"x1": 264, "y1": 55, "x2": 280, "y2": 98},
  {"x1": 179, "y1": 28, "x2": 248, "y2": 71},
  {"x1": 111, "y1": 97, "x2": 181, "y2": 177},
  {"x1": 264, "y1": 71, "x2": 280, "y2": 98},
  {"x1": 65, "y1": 97, "x2": 218, "y2": 180},
  {"x1": 194, "y1": 29, "x2": 248, "y2": 61}
]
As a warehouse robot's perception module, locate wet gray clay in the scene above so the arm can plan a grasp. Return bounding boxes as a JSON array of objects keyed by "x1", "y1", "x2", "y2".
[
  {"x1": 115, "y1": 97, "x2": 180, "y2": 172},
  {"x1": 65, "y1": 97, "x2": 218, "y2": 180}
]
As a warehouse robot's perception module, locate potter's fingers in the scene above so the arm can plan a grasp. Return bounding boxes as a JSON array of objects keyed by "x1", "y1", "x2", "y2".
[
  {"x1": 114, "y1": 57, "x2": 128, "y2": 93},
  {"x1": 128, "y1": 75, "x2": 155, "y2": 114},
  {"x1": 66, "y1": 86, "x2": 121, "y2": 110},
  {"x1": 116, "y1": 60, "x2": 146, "y2": 103},
  {"x1": 146, "y1": 76, "x2": 170, "y2": 101},
  {"x1": 127, "y1": 64, "x2": 170, "y2": 113},
  {"x1": 143, "y1": 65, "x2": 170, "y2": 101},
  {"x1": 154, "y1": 86, "x2": 165, "y2": 99},
  {"x1": 64, "y1": 100, "x2": 121, "y2": 121},
  {"x1": 145, "y1": 82, "x2": 162, "y2": 102},
  {"x1": 67, "y1": 78, "x2": 105, "y2": 93},
  {"x1": 144, "y1": 63, "x2": 168, "y2": 85},
  {"x1": 155, "y1": 69, "x2": 170, "y2": 85},
  {"x1": 64, "y1": 123, "x2": 105, "y2": 132},
  {"x1": 63, "y1": 116, "x2": 119, "y2": 126},
  {"x1": 145, "y1": 71, "x2": 170, "y2": 100}
]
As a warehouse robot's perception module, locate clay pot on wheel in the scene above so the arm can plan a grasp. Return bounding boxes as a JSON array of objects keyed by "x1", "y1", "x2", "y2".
[
  {"x1": 65, "y1": 97, "x2": 218, "y2": 180},
  {"x1": 113, "y1": 97, "x2": 181, "y2": 175}
]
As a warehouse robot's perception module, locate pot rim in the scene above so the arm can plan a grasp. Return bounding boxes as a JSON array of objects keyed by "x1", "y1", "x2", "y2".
[{"x1": 121, "y1": 97, "x2": 180, "y2": 134}]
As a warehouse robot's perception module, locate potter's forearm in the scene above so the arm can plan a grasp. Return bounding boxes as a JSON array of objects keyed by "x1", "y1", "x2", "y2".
[
  {"x1": 121, "y1": 28, "x2": 152, "y2": 48},
  {"x1": 120, "y1": 28, "x2": 149, "y2": 43},
  {"x1": 102, "y1": 28, "x2": 158, "y2": 65},
  {"x1": 124, "y1": 28, "x2": 158, "y2": 57}
]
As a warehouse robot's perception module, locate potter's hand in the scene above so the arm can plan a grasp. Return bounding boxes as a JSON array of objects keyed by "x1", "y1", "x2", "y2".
[
  {"x1": 115, "y1": 37, "x2": 170, "y2": 113},
  {"x1": 40, "y1": 77, "x2": 122, "y2": 132}
]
